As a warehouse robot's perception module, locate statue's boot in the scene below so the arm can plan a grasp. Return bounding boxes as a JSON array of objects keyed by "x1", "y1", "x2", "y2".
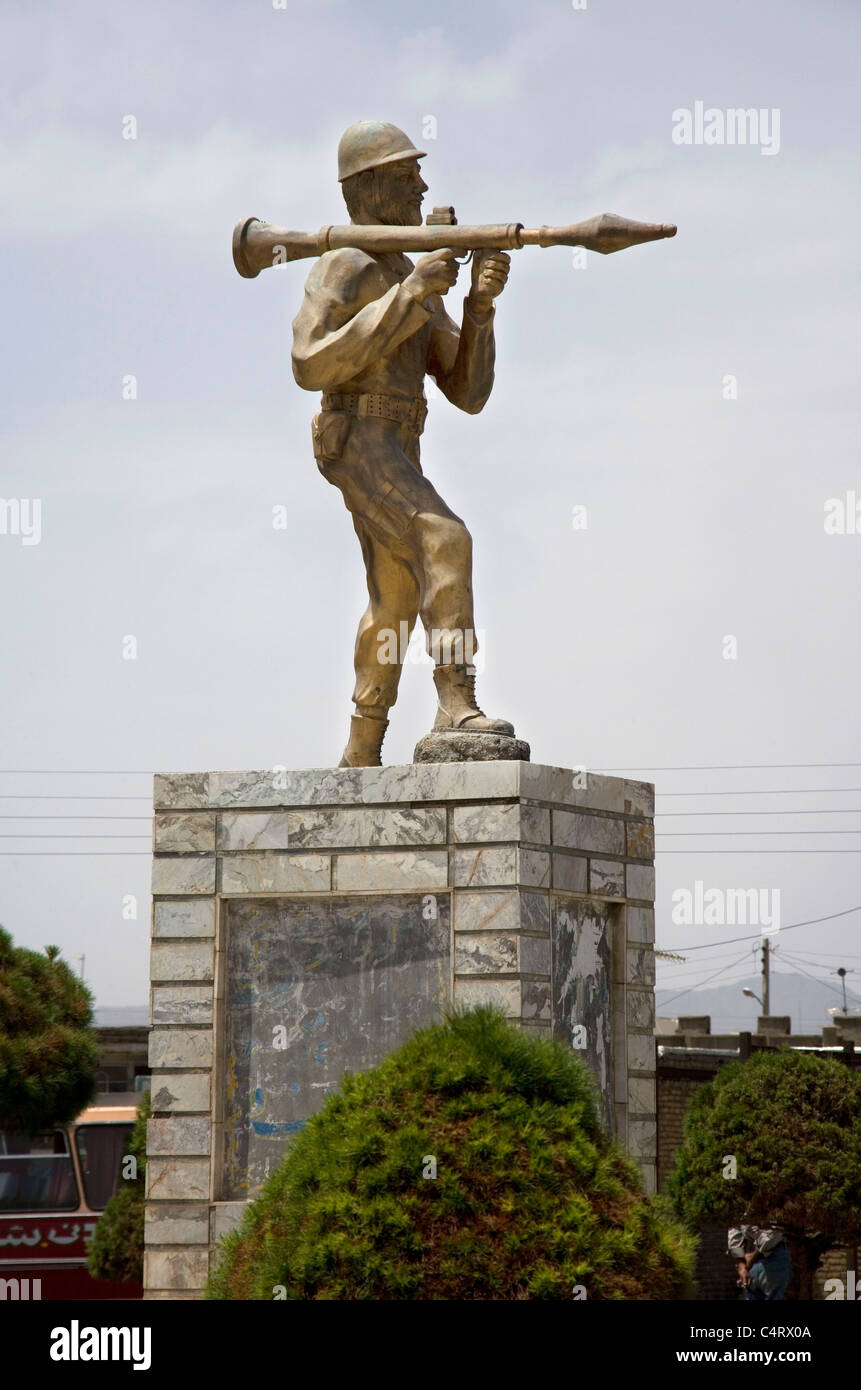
[
  {"x1": 432, "y1": 663, "x2": 515, "y2": 736},
  {"x1": 338, "y1": 706, "x2": 389, "y2": 768}
]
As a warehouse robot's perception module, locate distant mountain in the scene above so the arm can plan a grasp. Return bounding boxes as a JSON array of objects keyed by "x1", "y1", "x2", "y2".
[{"x1": 656, "y1": 970, "x2": 860, "y2": 1036}]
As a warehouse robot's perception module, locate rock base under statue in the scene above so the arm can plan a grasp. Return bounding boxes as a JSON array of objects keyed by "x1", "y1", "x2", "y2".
[
  {"x1": 414, "y1": 731, "x2": 531, "y2": 763},
  {"x1": 144, "y1": 761, "x2": 656, "y2": 1299}
]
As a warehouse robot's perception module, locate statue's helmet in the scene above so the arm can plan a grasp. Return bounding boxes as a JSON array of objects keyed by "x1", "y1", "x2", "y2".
[{"x1": 337, "y1": 121, "x2": 426, "y2": 182}]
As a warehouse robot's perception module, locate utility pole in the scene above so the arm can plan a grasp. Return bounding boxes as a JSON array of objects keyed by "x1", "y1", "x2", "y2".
[
  {"x1": 836, "y1": 967, "x2": 849, "y2": 1014},
  {"x1": 761, "y1": 937, "x2": 770, "y2": 1016}
]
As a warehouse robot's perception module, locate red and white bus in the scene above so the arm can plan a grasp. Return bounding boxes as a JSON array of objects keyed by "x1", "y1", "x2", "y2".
[{"x1": 0, "y1": 1096, "x2": 143, "y2": 1300}]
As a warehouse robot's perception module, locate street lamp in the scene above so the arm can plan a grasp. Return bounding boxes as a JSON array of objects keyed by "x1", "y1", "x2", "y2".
[{"x1": 742, "y1": 987, "x2": 763, "y2": 1007}]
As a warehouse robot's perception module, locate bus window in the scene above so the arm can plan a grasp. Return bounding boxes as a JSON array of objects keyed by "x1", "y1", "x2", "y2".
[
  {"x1": 0, "y1": 1130, "x2": 78, "y2": 1212},
  {"x1": 75, "y1": 1125, "x2": 133, "y2": 1211}
]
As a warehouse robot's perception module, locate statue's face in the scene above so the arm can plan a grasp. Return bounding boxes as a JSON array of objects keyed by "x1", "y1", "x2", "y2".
[{"x1": 374, "y1": 158, "x2": 427, "y2": 226}]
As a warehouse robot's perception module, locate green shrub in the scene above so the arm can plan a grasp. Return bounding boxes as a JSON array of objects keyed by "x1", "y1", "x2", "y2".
[
  {"x1": 667, "y1": 1048, "x2": 861, "y2": 1299},
  {"x1": 207, "y1": 1007, "x2": 695, "y2": 1300},
  {"x1": 0, "y1": 928, "x2": 98, "y2": 1130},
  {"x1": 87, "y1": 1091, "x2": 150, "y2": 1284}
]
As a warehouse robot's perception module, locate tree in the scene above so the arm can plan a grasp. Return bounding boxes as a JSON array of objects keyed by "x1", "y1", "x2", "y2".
[
  {"x1": 667, "y1": 1048, "x2": 861, "y2": 1299},
  {"x1": 0, "y1": 926, "x2": 98, "y2": 1131},
  {"x1": 207, "y1": 1007, "x2": 695, "y2": 1300},
  {"x1": 87, "y1": 1091, "x2": 149, "y2": 1284}
]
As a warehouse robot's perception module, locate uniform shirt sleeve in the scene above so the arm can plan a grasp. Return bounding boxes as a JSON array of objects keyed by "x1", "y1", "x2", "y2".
[
  {"x1": 426, "y1": 296, "x2": 496, "y2": 414},
  {"x1": 291, "y1": 250, "x2": 431, "y2": 391}
]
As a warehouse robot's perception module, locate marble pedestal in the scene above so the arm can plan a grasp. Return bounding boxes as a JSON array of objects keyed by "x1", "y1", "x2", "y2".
[{"x1": 144, "y1": 762, "x2": 656, "y2": 1299}]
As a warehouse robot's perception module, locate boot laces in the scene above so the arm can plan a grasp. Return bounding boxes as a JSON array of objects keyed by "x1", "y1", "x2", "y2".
[{"x1": 463, "y1": 668, "x2": 485, "y2": 715}]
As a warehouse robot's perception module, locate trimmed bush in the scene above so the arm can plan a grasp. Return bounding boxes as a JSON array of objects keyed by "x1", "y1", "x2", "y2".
[
  {"x1": 208, "y1": 1007, "x2": 695, "y2": 1300},
  {"x1": 0, "y1": 927, "x2": 98, "y2": 1131},
  {"x1": 667, "y1": 1048, "x2": 861, "y2": 1299}
]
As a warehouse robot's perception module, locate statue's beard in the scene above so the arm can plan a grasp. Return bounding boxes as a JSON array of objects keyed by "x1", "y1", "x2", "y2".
[{"x1": 371, "y1": 182, "x2": 423, "y2": 227}]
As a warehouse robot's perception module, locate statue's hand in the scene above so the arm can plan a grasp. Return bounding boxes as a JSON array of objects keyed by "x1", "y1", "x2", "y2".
[
  {"x1": 468, "y1": 250, "x2": 510, "y2": 316},
  {"x1": 403, "y1": 248, "x2": 460, "y2": 303}
]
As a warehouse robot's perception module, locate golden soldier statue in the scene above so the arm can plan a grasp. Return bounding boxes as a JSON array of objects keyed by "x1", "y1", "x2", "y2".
[{"x1": 291, "y1": 121, "x2": 516, "y2": 767}]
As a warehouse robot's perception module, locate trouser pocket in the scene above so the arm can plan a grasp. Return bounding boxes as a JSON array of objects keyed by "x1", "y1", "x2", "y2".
[
  {"x1": 311, "y1": 411, "x2": 353, "y2": 471},
  {"x1": 366, "y1": 480, "x2": 419, "y2": 541}
]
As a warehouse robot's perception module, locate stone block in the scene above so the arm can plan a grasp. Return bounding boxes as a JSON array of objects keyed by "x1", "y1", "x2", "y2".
[
  {"x1": 452, "y1": 802, "x2": 518, "y2": 843},
  {"x1": 154, "y1": 813, "x2": 216, "y2": 853},
  {"x1": 639, "y1": 1162, "x2": 657, "y2": 1196},
  {"x1": 552, "y1": 811, "x2": 625, "y2": 856},
  {"x1": 453, "y1": 889, "x2": 519, "y2": 933},
  {"x1": 626, "y1": 947, "x2": 656, "y2": 987},
  {"x1": 150, "y1": 941, "x2": 213, "y2": 984},
  {"x1": 627, "y1": 1119, "x2": 657, "y2": 1160},
  {"x1": 210, "y1": 1202, "x2": 248, "y2": 1244},
  {"x1": 289, "y1": 806, "x2": 446, "y2": 849},
  {"x1": 452, "y1": 889, "x2": 550, "y2": 934},
  {"x1": 519, "y1": 934, "x2": 551, "y2": 975},
  {"x1": 451, "y1": 845, "x2": 515, "y2": 887},
  {"x1": 520, "y1": 891, "x2": 551, "y2": 933},
  {"x1": 454, "y1": 978, "x2": 520, "y2": 1016},
  {"x1": 521, "y1": 804, "x2": 552, "y2": 844},
  {"x1": 149, "y1": 1073, "x2": 211, "y2": 1114},
  {"x1": 153, "y1": 773, "x2": 210, "y2": 809},
  {"x1": 627, "y1": 989, "x2": 654, "y2": 1031},
  {"x1": 519, "y1": 849, "x2": 551, "y2": 887},
  {"x1": 627, "y1": 1077, "x2": 656, "y2": 1115},
  {"x1": 552, "y1": 854, "x2": 587, "y2": 893},
  {"x1": 589, "y1": 859, "x2": 625, "y2": 897},
  {"x1": 218, "y1": 812, "x2": 288, "y2": 851},
  {"x1": 143, "y1": 1249, "x2": 209, "y2": 1291},
  {"x1": 521, "y1": 980, "x2": 552, "y2": 1021},
  {"x1": 625, "y1": 821, "x2": 654, "y2": 860},
  {"x1": 145, "y1": 1157, "x2": 210, "y2": 1201},
  {"x1": 626, "y1": 864, "x2": 656, "y2": 902},
  {"x1": 623, "y1": 781, "x2": 654, "y2": 816},
  {"x1": 148, "y1": 1117, "x2": 211, "y2": 1157},
  {"x1": 153, "y1": 898, "x2": 215, "y2": 939},
  {"x1": 220, "y1": 853, "x2": 330, "y2": 894},
  {"x1": 151, "y1": 856, "x2": 216, "y2": 896},
  {"x1": 520, "y1": 766, "x2": 625, "y2": 812},
  {"x1": 152, "y1": 986, "x2": 213, "y2": 1025},
  {"x1": 144, "y1": 1204, "x2": 210, "y2": 1246},
  {"x1": 627, "y1": 905, "x2": 655, "y2": 944},
  {"x1": 627, "y1": 1033, "x2": 655, "y2": 1073},
  {"x1": 455, "y1": 933, "x2": 518, "y2": 975},
  {"x1": 149, "y1": 1029, "x2": 212, "y2": 1070},
  {"x1": 335, "y1": 850, "x2": 447, "y2": 891}
]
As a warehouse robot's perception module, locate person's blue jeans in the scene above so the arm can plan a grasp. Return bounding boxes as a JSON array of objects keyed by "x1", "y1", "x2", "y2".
[{"x1": 744, "y1": 1242, "x2": 792, "y2": 1300}]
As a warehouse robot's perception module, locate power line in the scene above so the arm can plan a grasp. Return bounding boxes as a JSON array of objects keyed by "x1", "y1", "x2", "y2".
[
  {"x1": 0, "y1": 852, "x2": 151, "y2": 856},
  {"x1": 657, "y1": 949, "x2": 755, "y2": 1008},
  {"x1": 0, "y1": 835, "x2": 148, "y2": 839},
  {"x1": 595, "y1": 763, "x2": 861, "y2": 771},
  {"x1": 768, "y1": 951, "x2": 861, "y2": 1009},
  {"x1": 658, "y1": 849, "x2": 861, "y2": 853},
  {"x1": 0, "y1": 815, "x2": 151, "y2": 820},
  {"x1": 0, "y1": 795, "x2": 152, "y2": 801},
  {"x1": 777, "y1": 949, "x2": 861, "y2": 962},
  {"x1": 660, "y1": 903, "x2": 861, "y2": 953},
  {"x1": 656, "y1": 809, "x2": 861, "y2": 816},
  {"x1": 658, "y1": 788, "x2": 861, "y2": 797},
  {"x1": 658, "y1": 830, "x2": 861, "y2": 836}
]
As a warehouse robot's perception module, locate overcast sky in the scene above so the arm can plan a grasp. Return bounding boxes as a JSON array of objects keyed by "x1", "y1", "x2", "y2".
[{"x1": 1, "y1": 0, "x2": 859, "y2": 1016}]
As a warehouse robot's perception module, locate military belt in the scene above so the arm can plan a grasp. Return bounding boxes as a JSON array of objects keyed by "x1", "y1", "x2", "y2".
[{"x1": 321, "y1": 391, "x2": 428, "y2": 434}]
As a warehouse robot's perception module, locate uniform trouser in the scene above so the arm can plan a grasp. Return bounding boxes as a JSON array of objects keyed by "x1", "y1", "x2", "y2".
[{"x1": 312, "y1": 409, "x2": 477, "y2": 710}]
